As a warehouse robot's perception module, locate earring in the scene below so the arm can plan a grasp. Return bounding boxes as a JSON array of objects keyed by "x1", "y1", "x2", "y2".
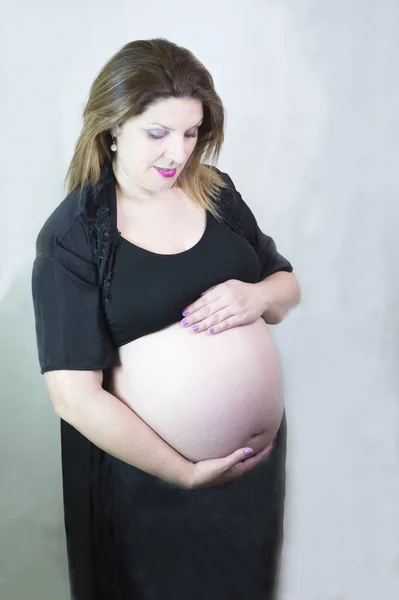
[{"x1": 110, "y1": 136, "x2": 117, "y2": 152}]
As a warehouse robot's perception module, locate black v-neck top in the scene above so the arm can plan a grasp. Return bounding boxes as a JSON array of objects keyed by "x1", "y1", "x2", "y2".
[{"x1": 105, "y1": 209, "x2": 261, "y2": 347}]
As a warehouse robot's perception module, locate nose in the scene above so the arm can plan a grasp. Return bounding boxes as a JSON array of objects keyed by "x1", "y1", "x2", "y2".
[{"x1": 164, "y1": 136, "x2": 189, "y2": 166}]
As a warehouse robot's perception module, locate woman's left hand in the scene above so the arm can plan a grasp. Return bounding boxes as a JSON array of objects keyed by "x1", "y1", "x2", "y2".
[{"x1": 180, "y1": 279, "x2": 265, "y2": 335}]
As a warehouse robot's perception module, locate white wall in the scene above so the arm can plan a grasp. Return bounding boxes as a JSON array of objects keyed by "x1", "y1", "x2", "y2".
[{"x1": 1, "y1": 1, "x2": 398, "y2": 598}]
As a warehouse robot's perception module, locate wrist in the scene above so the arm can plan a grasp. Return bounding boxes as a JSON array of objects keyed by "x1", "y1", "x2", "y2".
[
  {"x1": 167, "y1": 456, "x2": 195, "y2": 489},
  {"x1": 180, "y1": 461, "x2": 196, "y2": 489},
  {"x1": 251, "y1": 281, "x2": 271, "y2": 316}
]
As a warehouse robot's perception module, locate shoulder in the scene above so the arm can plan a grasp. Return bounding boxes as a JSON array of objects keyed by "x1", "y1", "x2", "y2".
[
  {"x1": 35, "y1": 187, "x2": 90, "y2": 261},
  {"x1": 205, "y1": 164, "x2": 234, "y2": 188},
  {"x1": 35, "y1": 167, "x2": 114, "y2": 265},
  {"x1": 204, "y1": 165, "x2": 241, "y2": 213}
]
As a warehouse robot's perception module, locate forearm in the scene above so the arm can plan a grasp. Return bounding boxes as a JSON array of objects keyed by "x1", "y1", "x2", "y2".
[
  {"x1": 254, "y1": 271, "x2": 301, "y2": 325},
  {"x1": 58, "y1": 387, "x2": 192, "y2": 487}
]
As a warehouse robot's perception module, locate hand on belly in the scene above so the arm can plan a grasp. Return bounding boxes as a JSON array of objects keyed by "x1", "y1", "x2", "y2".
[{"x1": 110, "y1": 318, "x2": 285, "y2": 462}]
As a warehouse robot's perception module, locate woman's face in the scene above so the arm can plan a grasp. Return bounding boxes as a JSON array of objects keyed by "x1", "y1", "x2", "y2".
[{"x1": 112, "y1": 97, "x2": 203, "y2": 195}]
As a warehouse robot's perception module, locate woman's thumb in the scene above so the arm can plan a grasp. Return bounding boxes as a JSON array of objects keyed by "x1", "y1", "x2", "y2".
[{"x1": 222, "y1": 448, "x2": 254, "y2": 470}]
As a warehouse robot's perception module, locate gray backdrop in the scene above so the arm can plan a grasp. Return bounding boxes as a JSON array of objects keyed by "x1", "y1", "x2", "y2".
[{"x1": 1, "y1": 1, "x2": 398, "y2": 598}]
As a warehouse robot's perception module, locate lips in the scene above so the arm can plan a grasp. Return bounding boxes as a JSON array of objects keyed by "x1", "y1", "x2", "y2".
[{"x1": 154, "y1": 166, "x2": 177, "y2": 178}]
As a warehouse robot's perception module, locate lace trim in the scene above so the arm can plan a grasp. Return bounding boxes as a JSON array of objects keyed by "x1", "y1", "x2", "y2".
[
  {"x1": 88, "y1": 206, "x2": 121, "y2": 302},
  {"x1": 218, "y1": 186, "x2": 256, "y2": 247}
]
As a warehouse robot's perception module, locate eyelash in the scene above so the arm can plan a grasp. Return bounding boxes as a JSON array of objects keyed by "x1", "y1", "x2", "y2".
[{"x1": 147, "y1": 131, "x2": 198, "y2": 140}]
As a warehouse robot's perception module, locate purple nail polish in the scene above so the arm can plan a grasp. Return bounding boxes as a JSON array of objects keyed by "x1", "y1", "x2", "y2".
[
  {"x1": 193, "y1": 325, "x2": 199, "y2": 332},
  {"x1": 182, "y1": 309, "x2": 190, "y2": 316},
  {"x1": 182, "y1": 319, "x2": 189, "y2": 326},
  {"x1": 209, "y1": 328, "x2": 215, "y2": 334},
  {"x1": 244, "y1": 449, "x2": 253, "y2": 456}
]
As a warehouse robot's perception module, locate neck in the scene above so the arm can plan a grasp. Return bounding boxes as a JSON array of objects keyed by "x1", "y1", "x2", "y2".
[{"x1": 112, "y1": 158, "x2": 178, "y2": 207}]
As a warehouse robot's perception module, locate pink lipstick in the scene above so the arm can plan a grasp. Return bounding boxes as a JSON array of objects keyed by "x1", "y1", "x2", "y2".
[{"x1": 154, "y1": 166, "x2": 177, "y2": 178}]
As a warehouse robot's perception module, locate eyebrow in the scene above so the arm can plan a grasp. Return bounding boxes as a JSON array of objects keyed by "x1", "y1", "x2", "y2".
[{"x1": 146, "y1": 119, "x2": 203, "y2": 130}]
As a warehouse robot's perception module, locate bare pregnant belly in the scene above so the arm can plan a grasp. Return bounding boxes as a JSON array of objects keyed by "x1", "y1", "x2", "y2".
[{"x1": 109, "y1": 318, "x2": 285, "y2": 462}]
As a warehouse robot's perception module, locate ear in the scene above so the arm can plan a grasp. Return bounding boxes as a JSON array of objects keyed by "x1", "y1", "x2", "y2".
[{"x1": 110, "y1": 122, "x2": 122, "y2": 138}]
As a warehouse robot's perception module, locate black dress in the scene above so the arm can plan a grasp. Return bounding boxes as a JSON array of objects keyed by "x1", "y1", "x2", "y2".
[{"x1": 31, "y1": 165, "x2": 293, "y2": 599}]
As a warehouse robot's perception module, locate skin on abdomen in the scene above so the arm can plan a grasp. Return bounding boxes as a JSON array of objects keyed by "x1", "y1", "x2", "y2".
[{"x1": 109, "y1": 318, "x2": 285, "y2": 462}]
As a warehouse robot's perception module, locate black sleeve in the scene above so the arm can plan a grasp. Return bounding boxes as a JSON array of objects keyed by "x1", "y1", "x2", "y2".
[
  {"x1": 31, "y1": 253, "x2": 117, "y2": 374},
  {"x1": 219, "y1": 170, "x2": 293, "y2": 280}
]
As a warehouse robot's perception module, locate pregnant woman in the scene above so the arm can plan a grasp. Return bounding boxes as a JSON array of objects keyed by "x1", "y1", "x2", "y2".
[{"x1": 32, "y1": 38, "x2": 300, "y2": 600}]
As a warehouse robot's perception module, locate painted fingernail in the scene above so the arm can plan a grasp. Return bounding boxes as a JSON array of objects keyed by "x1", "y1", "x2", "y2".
[
  {"x1": 244, "y1": 449, "x2": 253, "y2": 456},
  {"x1": 209, "y1": 328, "x2": 215, "y2": 334},
  {"x1": 182, "y1": 309, "x2": 190, "y2": 316},
  {"x1": 182, "y1": 319, "x2": 189, "y2": 326},
  {"x1": 193, "y1": 325, "x2": 199, "y2": 332}
]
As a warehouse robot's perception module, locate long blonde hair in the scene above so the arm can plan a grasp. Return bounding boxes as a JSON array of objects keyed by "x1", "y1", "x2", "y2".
[{"x1": 65, "y1": 38, "x2": 228, "y2": 220}]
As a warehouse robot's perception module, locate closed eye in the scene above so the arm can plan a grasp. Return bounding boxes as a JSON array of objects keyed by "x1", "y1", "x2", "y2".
[{"x1": 147, "y1": 130, "x2": 198, "y2": 140}]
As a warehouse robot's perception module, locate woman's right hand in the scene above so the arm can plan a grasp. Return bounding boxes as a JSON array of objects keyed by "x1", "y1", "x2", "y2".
[{"x1": 187, "y1": 442, "x2": 274, "y2": 489}]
